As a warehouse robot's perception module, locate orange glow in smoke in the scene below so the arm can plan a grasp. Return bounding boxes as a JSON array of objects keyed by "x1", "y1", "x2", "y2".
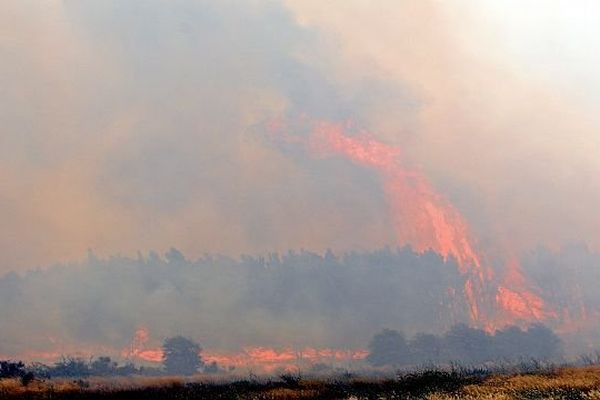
[
  {"x1": 308, "y1": 121, "x2": 488, "y2": 323},
  {"x1": 122, "y1": 326, "x2": 367, "y2": 371},
  {"x1": 310, "y1": 122, "x2": 486, "y2": 277},
  {"x1": 495, "y1": 258, "x2": 553, "y2": 322},
  {"x1": 129, "y1": 345, "x2": 367, "y2": 372},
  {"x1": 301, "y1": 120, "x2": 551, "y2": 328},
  {"x1": 121, "y1": 327, "x2": 164, "y2": 363}
]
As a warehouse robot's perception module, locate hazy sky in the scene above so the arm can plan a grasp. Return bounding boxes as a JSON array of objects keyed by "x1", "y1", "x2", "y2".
[{"x1": 2, "y1": 0, "x2": 600, "y2": 272}]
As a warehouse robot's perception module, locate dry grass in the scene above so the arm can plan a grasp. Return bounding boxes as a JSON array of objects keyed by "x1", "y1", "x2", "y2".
[
  {"x1": 428, "y1": 366, "x2": 600, "y2": 400},
  {"x1": 2, "y1": 366, "x2": 600, "y2": 399}
]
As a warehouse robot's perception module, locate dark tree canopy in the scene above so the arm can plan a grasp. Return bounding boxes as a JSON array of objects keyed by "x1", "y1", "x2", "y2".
[
  {"x1": 89, "y1": 356, "x2": 118, "y2": 376},
  {"x1": 0, "y1": 361, "x2": 27, "y2": 378},
  {"x1": 162, "y1": 336, "x2": 203, "y2": 375},
  {"x1": 51, "y1": 357, "x2": 91, "y2": 377},
  {"x1": 444, "y1": 323, "x2": 493, "y2": 364},
  {"x1": 524, "y1": 323, "x2": 563, "y2": 360},
  {"x1": 410, "y1": 332, "x2": 443, "y2": 364},
  {"x1": 367, "y1": 329, "x2": 411, "y2": 367},
  {"x1": 367, "y1": 324, "x2": 562, "y2": 367}
]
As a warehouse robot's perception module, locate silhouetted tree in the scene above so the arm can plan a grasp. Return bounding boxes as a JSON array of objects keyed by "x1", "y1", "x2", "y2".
[
  {"x1": 367, "y1": 329, "x2": 410, "y2": 367},
  {"x1": 523, "y1": 323, "x2": 563, "y2": 360},
  {"x1": 444, "y1": 324, "x2": 492, "y2": 363},
  {"x1": 410, "y1": 332, "x2": 443, "y2": 364},
  {"x1": 51, "y1": 357, "x2": 90, "y2": 377},
  {"x1": 90, "y1": 356, "x2": 117, "y2": 376},
  {"x1": 0, "y1": 361, "x2": 27, "y2": 378},
  {"x1": 493, "y1": 325, "x2": 529, "y2": 360},
  {"x1": 116, "y1": 362, "x2": 139, "y2": 376},
  {"x1": 367, "y1": 323, "x2": 563, "y2": 367},
  {"x1": 162, "y1": 336, "x2": 203, "y2": 375}
]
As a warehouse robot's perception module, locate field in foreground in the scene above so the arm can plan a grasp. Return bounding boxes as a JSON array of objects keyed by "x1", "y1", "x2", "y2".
[{"x1": 3, "y1": 367, "x2": 600, "y2": 399}]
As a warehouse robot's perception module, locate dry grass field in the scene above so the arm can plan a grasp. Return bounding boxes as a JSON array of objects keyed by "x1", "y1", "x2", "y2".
[
  {"x1": 2, "y1": 366, "x2": 600, "y2": 399},
  {"x1": 429, "y1": 367, "x2": 600, "y2": 399}
]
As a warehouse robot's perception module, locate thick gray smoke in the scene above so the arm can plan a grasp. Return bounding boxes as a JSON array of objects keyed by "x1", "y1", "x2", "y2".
[
  {"x1": 0, "y1": 0, "x2": 412, "y2": 272},
  {"x1": 0, "y1": 245, "x2": 598, "y2": 359},
  {"x1": 0, "y1": 248, "x2": 470, "y2": 357}
]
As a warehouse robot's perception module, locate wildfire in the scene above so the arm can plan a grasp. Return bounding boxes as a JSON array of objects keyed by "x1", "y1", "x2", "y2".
[
  {"x1": 204, "y1": 347, "x2": 367, "y2": 372},
  {"x1": 495, "y1": 258, "x2": 553, "y2": 323},
  {"x1": 121, "y1": 327, "x2": 367, "y2": 371},
  {"x1": 121, "y1": 327, "x2": 163, "y2": 363},
  {"x1": 287, "y1": 120, "x2": 552, "y2": 329},
  {"x1": 129, "y1": 346, "x2": 367, "y2": 372}
]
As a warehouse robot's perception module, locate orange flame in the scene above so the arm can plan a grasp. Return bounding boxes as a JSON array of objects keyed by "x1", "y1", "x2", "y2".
[
  {"x1": 203, "y1": 347, "x2": 367, "y2": 372},
  {"x1": 298, "y1": 120, "x2": 552, "y2": 328},
  {"x1": 126, "y1": 345, "x2": 367, "y2": 372},
  {"x1": 121, "y1": 327, "x2": 367, "y2": 371},
  {"x1": 308, "y1": 121, "x2": 489, "y2": 323},
  {"x1": 495, "y1": 258, "x2": 553, "y2": 323},
  {"x1": 121, "y1": 327, "x2": 164, "y2": 363}
]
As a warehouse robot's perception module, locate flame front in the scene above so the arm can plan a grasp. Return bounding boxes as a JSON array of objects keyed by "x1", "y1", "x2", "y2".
[{"x1": 121, "y1": 326, "x2": 367, "y2": 372}]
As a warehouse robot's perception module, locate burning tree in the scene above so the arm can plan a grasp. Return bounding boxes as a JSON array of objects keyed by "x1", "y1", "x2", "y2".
[{"x1": 162, "y1": 336, "x2": 203, "y2": 375}]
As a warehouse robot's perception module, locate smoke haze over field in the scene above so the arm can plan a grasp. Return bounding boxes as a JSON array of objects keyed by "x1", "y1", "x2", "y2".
[
  {"x1": 0, "y1": 246, "x2": 597, "y2": 360},
  {"x1": 0, "y1": 245, "x2": 597, "y2": 362}
]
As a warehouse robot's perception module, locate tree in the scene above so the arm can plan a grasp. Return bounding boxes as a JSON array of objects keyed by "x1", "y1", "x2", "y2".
[
  {"x1": 1, "y1": 361, "x2": 35, "y2": 387},
  {"x1": 162, "y1": 336, "x2": 203, "y2": 375},
  {"x1": 90, "y1": 356, "x2": 118, "y2": 376},
  {"x1": 523, "y1": 323, "x2": 563, "y2": 360},
  {"x1": 51, "y1": 357, "x2": 90, "y2": 377},
  {"x1": 0, "y1": 360, "x2": 26, "y2": 378},
  {"x1": 410, "y1": 332, "x2": 443, "y2": 364},
  {"x1": 493, "y1": 325, "x2": 528, "y2": 360},
  {"x1": 444, "y1": 323, "x2": 492, "y2": 363},
  {"x1": 366, "y1": 329, "x2": 411, "y2": 367}
]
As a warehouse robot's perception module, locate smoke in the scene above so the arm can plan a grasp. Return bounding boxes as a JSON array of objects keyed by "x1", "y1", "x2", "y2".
[
  {"x1": 0, "y1": 245, "x2": 596, "y2": 361},
  {"x1": 0, "y1": 0, "x2": 410, "y2": 272},
  {"x1": 2, "y1": 1, "x2": 600, "y2": 274},
  {"x1": 2, "y1": 0, "x2": 600, "y2": 363},
  {"x1": 284, "y1": 0, "x2": 600, "y2": 254},
  {"x1": 0, "y1": 248, "x2": 473, "y2": 358}
]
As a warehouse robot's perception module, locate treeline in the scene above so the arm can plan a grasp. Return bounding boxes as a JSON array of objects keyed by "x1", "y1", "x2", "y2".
[
  {"x1": 0, "y1": 247, "x2": 472, "y2": 354},
  {"x1": 1, "y1": 357, "x2": 161, "y2": 385},
  {"x1": 367, "y1": 323, "x2": 563, "y2": 367},
  {"x1": 1, "y1": 245, "x2": 597, "y2": 359},
  {"x1": 1, "y1": 357, "x2": 150, "y2": 380}
]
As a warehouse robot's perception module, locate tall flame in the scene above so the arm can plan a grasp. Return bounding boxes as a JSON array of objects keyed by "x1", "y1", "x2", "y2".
[{"x1": 300, "y1": 120, "x2": 550, "y2": 328}]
